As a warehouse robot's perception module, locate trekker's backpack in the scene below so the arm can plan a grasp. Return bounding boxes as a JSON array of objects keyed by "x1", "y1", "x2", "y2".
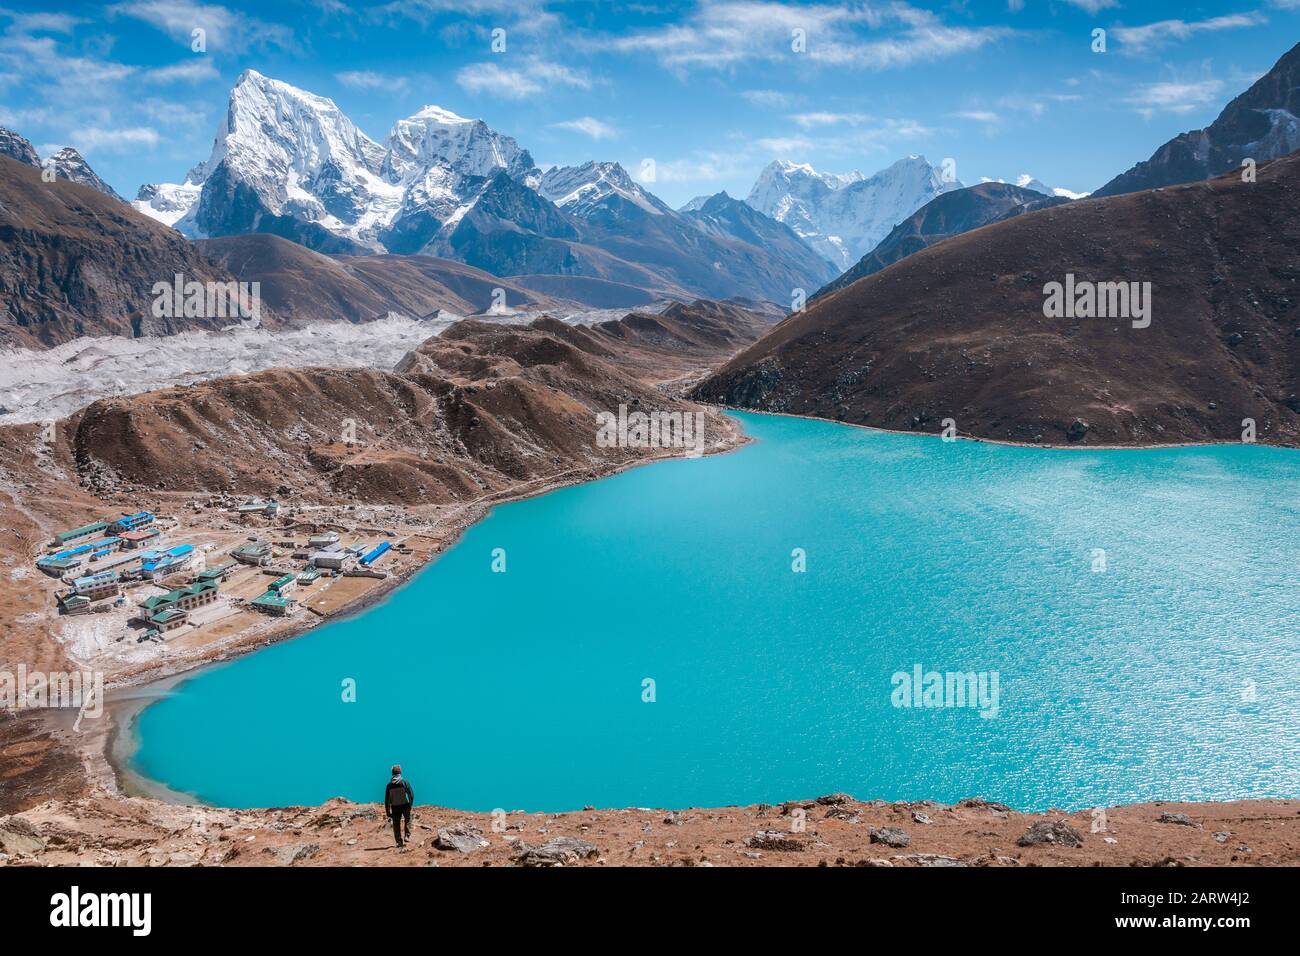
[{"x1": 386, "y1": 779, "x2": 411, "y2": 808}]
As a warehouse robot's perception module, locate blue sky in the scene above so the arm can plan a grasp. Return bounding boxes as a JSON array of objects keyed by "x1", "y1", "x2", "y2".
[{"x1": 1, "y1": 0, "x2": 1297, "y2": 205}]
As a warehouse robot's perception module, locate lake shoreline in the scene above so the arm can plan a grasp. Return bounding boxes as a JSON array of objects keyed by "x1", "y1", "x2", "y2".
[
  {"x1": 706, "y1": 404, "x2": 1300, "y2": 451},
  {"x1": 67, "y1": 415, "x2": 754, "y2": 807}
]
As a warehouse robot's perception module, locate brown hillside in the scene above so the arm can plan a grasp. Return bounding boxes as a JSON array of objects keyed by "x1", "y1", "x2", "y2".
[
  {"x1": 63, "y1": 320, "x2": 720, "y2": 505},
  {"x1": 695, "y1": 153, "x2": 1300, "y2": 446},
  {"x1": 0, "y1": 156, "x2": 267, "y2": 348}
]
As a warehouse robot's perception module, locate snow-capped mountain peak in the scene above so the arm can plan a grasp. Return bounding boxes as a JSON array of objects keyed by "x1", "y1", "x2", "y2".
[
  {"x1": 134, "y1": 71, "x2": 545, "y2": 249},
  {"x1": 746, "y1": 154, "x2": 963, "y2": 271},
  {"x1": 980, "y1": 174, "x2": 1089, "y2": 200},
  {"x1": 539, "y1": 161, "x2": 667, "y2": 217},
  {"x1": 382, "y1": 104, "x2": 538, "y2": 187},
  {"x1": 216, "y1": 69, "x2": 386, "y2": 183}
]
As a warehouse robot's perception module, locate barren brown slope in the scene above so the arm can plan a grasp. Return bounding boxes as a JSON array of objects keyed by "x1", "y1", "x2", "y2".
[
  {"x1": 197, "y1": 233, "x2": 578, "y2": 322},
  {"x1": 532, "y1": 299, "x2": 777, "y2": 386},
  {"x1": 59, "y1": 320, "x2": 720, "y2": 505},
  {"x1": 695, "y1": 153, "x2": 1300, "y2": 446},
  {"x1": 0, "y1": 156, "x2": 271, "y2": 349}
]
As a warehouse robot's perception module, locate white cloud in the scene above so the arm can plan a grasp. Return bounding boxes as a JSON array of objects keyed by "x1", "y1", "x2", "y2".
[
  {"x1": 603, "y1": 1, "x2": 1012, "y2": 73},
  {"x1": 70, "y1": 125, "x2": 161, "y2": 151},
  {"x1": 1125, "y1": 79, "x2": 1224, "y2": 116},
  {"x1": 1114, "y1": 14, "x2": 1267, "y2": 52},
  {"x1": 951, "y1": 110, "x2": 1001, "y2": 123},
  {"x1": 550, "y1": 116, "x2": 617, "y2": 140},
  {"x1": 0, "y1": 12, "x2": 86, "y2": 33},
  {"x1": 143, "y1": 59, "x2": 218, "y2": 83},
  {"x1": 456, "y1": 57, "x2": 589, "y2": 99},
  {"x1": 788, "y1": 112, "x2": 866, "y2": 128},
  {"x1": 335, "y1": 70, "x2": 407, "y2": 92},
  {"x1": 1061, "y1": 0, "x2": 1119, "y2": 12},
  {"x1": 109, "y1": 1, "x2": 296, "y2": 53},
  {"x1": 741, "y1": 89, "x2": 797, "y2": 109},
  {"x1": 756, "y1": 135, "x2": 814, "y2": 154}
]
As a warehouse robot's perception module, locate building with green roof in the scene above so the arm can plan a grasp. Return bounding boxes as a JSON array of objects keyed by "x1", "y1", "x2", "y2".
[
  {"x1": 54, "y1": 521, "x2": 109, "y2": 546},
  {"x1": 250, "y1": 591, "x2": 294, "y2": 616},
  {"x1": 149, "y1": 607, "x2": 188, "y2": 632},
  {"x1": 139, "y1": 580, "x2": 218, "y2": 617},
  {"x1": 269, "y1": 573, "x2": 297, "y2": 593},
  {"x1": 197, "y1": 561, "x2": 237, "y2": 583}
]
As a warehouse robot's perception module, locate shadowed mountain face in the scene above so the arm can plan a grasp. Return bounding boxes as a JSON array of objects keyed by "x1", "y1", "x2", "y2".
[
  {"x1": 421, "y1": 168, "x2": 838, "y2": 305},
  {"x1": 1094, "y1": 42, "x2": 1300, "y2": 198},
  {"x1": 695, "y1": 153, "x2": 1300, "y2": 447},
  {"x1": 814, "y1": 183, "x2": 1069, "y2": 300},
  {"x1": 196, "y1": 233, "x2": 575, "y2": 322},
  {"x1": 0, "y1": 156, "x2": 267, "y2": 349}
]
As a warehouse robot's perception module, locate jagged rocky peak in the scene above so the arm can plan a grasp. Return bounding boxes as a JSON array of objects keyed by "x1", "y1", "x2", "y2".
[
  {"x1": 538, "y1": 161, "x2": 667, "y2": 216},
  {"x1": 1095, "y1": 40, "x2": 1300, "y2": 197},
  {"x1": 133, "y1": 71, "x2": 545, "y2": 248},
  {"x1": 0, "y1": 125, "x2": 40, "y2": 167},
  {"x1": 383, "y1": 104, "x2": 538, "y2": 187},
  {"x1": 45, "y1": 146, "x2": 123, "y2": 200},
  {"x1": 217, "y1": 68, "x2": 386, "y2": 180}
]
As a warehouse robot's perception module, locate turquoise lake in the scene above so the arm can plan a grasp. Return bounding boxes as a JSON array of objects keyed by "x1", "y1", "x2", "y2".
[{"x1": 129, "y1": 412, "x2": 1300, "y2": 811}]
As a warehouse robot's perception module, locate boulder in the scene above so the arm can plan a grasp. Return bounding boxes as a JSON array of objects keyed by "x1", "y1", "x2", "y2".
[
  {"x1": 746, "y1": 830, "x2": 805, "y2": 852},
  {"x1": 434, "y1": 825, "x2": 489, "y2": 853},
  {"x1": 0, "y1": 817, "x2": 45, "y2": 856},
  {"x1": 824, "y1": 806, "x2": 861, "y2": 823},
  {"x1": 264, "y1": 842, "x2": 320, "y2": 865},
  {"x1": 512, "y1": 836, "x2": 599, "y2": 867},
  {"x1": 815, "y1": 793, "x2": 853, "y2": 806},
  {"x1": 1016, "y1": 820, "x2": 1083, "y2": 848},
  {"x1": 1156, "y1": 812, "x2": 1200, "y2": 828},
  {"x1": 869, "y1": 826, "x2": 911, "y2": 848}
]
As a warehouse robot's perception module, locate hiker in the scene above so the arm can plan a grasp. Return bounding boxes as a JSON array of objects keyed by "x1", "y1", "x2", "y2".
[{"x1": 385, "y1": 764, "x2": 414, "y2": 847}]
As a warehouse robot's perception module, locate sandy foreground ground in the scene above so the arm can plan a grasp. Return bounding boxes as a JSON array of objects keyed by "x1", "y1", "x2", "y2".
[{"x1": 4, "y1": 781, "x2": 1297, "y2": 867}]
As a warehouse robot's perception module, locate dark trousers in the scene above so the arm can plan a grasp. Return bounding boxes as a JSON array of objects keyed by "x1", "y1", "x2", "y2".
[{"x1": 390, "y1": 804, "x2": 411, "y2": 845}]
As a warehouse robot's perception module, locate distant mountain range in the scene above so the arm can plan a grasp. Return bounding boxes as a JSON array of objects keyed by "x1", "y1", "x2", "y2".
[
  {"x1": 743, "y1": 156, "x2": 964, "y2": 271},
  {"x1": 129, "y1": 70, "x2": 837, "y2": 304},
  {"x1": 1095, "y1": 41, "x2": 1300, "y2": 197},
  {"x1": 6, "y1": 40, "x2": 1300, "y2": 355},
  {"x1": 696, "y1": 150, "x2": 1300, "y2": 447},
  {"x1": 814, "y1": 182, "x2": 1069, "y2": 299}
]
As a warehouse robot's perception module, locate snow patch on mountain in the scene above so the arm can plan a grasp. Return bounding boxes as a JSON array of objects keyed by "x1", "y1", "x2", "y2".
[
  {"x1": 745, "y1": 156, "x2": 962, "y2": 271},
  {"x1": 539, "y1": 161, "x2": 668, "y2": 217},
  {"x1": 133, "y1": 178, "x2": 204, "y2": 226},
  {"x1": 981, "y1": 174, "x2": 1089, "y2": 200}
]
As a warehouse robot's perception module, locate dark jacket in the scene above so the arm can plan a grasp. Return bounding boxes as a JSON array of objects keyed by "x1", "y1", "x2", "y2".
[{"x1": 385, "y1": 777, "x2": 413, "y2": 810}]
